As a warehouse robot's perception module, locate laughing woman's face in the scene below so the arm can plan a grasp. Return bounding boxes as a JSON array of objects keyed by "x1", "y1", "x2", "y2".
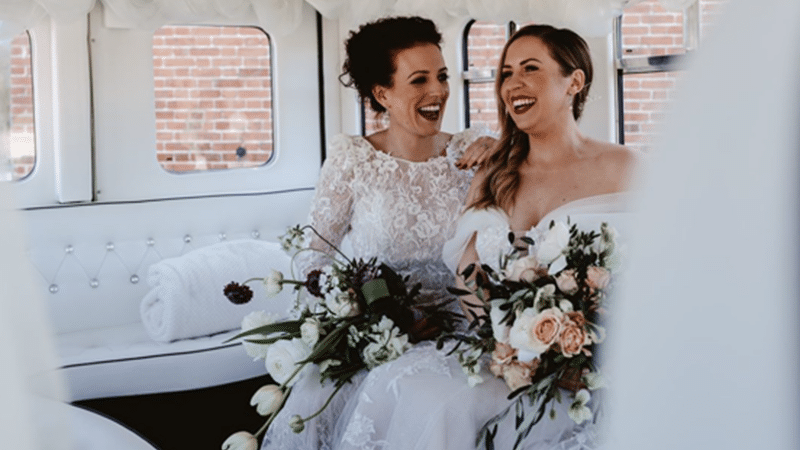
[{"x1": 373, "y1": 43, "x2": 450, "y2": 138}]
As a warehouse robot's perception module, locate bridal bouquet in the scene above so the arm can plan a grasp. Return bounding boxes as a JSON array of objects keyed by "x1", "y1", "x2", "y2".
[
  {"x1": 221, "y1": 225, "x2": 459, "y2": 450},
  {"x1": 441, "y1": 220, "x2": 622, "y2": 449}
]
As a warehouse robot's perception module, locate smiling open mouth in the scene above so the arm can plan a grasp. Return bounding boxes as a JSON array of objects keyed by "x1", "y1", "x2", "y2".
[
  {"x1": 511, "y1": 97, "x2": 535, "y2": 114},
  {"x1": 418, "y1": 104, "x2": 441, "y2": 121}
]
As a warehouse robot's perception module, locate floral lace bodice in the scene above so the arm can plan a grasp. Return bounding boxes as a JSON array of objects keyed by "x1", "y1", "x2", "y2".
[
  {"x1": 297, "y1": 129, "x2": 482, "y2": 305},
  {"x1": 261, "y1": 129, "x2": 483, "y2": 450}
]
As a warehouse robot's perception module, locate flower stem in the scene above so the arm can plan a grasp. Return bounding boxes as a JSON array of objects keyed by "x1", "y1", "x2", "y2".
[
  {"x1": 253, "y1": 361, "x2": 308, "y2": 439},
  {"x1": 303, "y1": 225, "x2": 354, "y2": 265},
  {"x1": 299, "y1": 381, "x2": 346, "y2": 423}
]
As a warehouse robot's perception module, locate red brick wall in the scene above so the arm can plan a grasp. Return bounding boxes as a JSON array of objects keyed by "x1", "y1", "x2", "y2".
[
  {"x1": 153, "y1": 25, "x2": 273, "y2": 172},
  {"x1": 8, "y1": 32, "x2": 34, "y2": 180},
  {"x1": 621, "y1": 0, "x2": 729, "y2": 152}
]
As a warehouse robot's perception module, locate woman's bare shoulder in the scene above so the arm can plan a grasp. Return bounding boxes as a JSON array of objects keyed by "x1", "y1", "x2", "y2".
[{"x1": 584, "y1": 139, "x2": 642, "y2": 189}]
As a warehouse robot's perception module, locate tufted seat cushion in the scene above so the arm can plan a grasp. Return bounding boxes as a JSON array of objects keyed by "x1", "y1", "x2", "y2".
[{"x1": 19, "y1": 190, "x2": 314, "y2": 401}]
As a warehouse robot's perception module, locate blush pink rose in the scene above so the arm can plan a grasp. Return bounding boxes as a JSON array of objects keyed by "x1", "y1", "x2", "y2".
[
  {"x1": 502, "y1": 359, "x2": 536, "y2": 391},
  {"x1": 489, "y1": 342, "x2": 517, "y2": 377},
  {"x1": 555, "y1": 269, "x2": 579, "y2": 295},
  {"x1": 559, "y1": 320, "x2": 589, "y2": 358},
  {"x1": 586, "y1": 266, "x2": 611, "y2": 291},
  {"x1": 509, "y1": 307, "x2": 563, "y2": 361},
  {"x1": 532, "y1": 308, "x2": 562, "y2": 349}
]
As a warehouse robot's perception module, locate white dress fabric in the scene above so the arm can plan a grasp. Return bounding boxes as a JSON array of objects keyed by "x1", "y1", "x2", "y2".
[
  {"x1": 334, "y1": 193, "x2": 632, "y2": 450},
  {"x1": 261, "y1": 129, "x2": 482, "y2": 450}
]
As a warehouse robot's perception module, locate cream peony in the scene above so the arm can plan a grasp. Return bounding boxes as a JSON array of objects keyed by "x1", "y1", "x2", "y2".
[
  {"x1": 222, "y1": 431, "x2": 258, "y2": 450},
  {"x1": 250, "y1": 384, "x2": 284, "y2": 416},
  {"x1": 265, "y1": 338, "x2": 312, "y2": 386},
  {"x1": 503, "y1": 255, "x2": 540, "y2": 283}
]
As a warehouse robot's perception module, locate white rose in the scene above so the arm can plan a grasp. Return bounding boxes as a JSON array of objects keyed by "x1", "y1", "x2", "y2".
[
  {"x1": 489, "y1": 300, "x2": 511, "y2": 344},
  {"x1": 240, "y1": 311, "x2": 279, "y2": 361},
  {"x1": 568, "y1": 389, "x2": 593, "y2": 424},
  {"x1": 265, "y1": 338, "x2": 312, "y2": 386},
  {"x1": 535, "y1": 221, "x2": 570, "y2": 272},
  {"x1": 300, "y1": 318, "x2": 321, "y2": 347},
  {"x1": 263, "y1": 269, "x2": 284, "y2": 297},
  {"x1": 325, "y1": 288, "x2": 360, "y2": 318},
  {"x1": 222, "y1": 431, "x2": 258, "y2": 450},
  {"x1": 503, "y1": 255, "x2": 540, "y2": 283},
  {"x1": 250, "y1": 384, "x2": 284, "y2": 416}
]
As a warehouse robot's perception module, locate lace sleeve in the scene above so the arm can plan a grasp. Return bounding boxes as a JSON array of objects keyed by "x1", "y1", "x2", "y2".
[
  {"x1": 294, "y1": 135, "x2": 361, "y2": 275},
  {"x1": 445, "y1": 126, "x2": 496, "y2": 164}
]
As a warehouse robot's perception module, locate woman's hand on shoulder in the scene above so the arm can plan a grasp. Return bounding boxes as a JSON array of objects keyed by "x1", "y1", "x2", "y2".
[{"x1": 456, "y1": 136, "x2": 497, "y2": 170}]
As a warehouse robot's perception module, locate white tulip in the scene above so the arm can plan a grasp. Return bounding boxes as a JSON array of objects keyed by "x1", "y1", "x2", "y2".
[
  {"x1": 568, "y1": 389, "x2": 593, "y2": 424},
  {"x1": 263, "y1": 270, "x2": 284, "y2": 297},
  {"x1": 250, "y1": 384, "x2": 284, "y2": 416},
  {"x1": 221, "y1": 431, "x2": 257, "y2": 450}
]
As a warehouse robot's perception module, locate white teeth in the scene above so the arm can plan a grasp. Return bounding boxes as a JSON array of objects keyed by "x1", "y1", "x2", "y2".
[
  {"x1": 419, "y1": 105, "x2": 441, "y2": 112},
  {"x1": 512, "y1": 98, "x2": 534, "y2": 108}
]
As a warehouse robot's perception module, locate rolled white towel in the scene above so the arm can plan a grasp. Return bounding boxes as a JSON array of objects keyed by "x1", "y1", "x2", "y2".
[{"x1": 140, "y1": 239, "x2": 295, "y2": 342}]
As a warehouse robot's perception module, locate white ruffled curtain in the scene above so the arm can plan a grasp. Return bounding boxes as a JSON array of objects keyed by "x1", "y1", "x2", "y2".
[
  {"x1": 306, "y1": 0, "x2": 690, "y2": 36},
  {"x1": 0, "y1": 0, "x2": 693, "y2": 37}
]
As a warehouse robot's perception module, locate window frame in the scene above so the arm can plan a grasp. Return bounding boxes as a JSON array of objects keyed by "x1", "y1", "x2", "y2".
[
  {"x1": 89, "y1": 6, "x2": 322, "y2": 203},
  {"x1": 614, "y1": 0, "x2": 700, "y2": 145}
]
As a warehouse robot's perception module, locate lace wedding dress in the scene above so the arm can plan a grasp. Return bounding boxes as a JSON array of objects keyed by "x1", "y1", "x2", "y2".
[
  {"x1": 260, "y1": 128, "x2": 483, "y2": 450},
  {"x1": 330, "y1": 193, "x2": 632, "y2": 450}
]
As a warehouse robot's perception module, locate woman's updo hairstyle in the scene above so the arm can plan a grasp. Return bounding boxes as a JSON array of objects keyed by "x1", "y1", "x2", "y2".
[{"x1": 340, "y1": 16, "x2": 443, "y2": 113}]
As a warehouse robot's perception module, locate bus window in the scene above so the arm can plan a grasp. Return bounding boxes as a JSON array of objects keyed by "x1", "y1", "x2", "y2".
[
  {"x1": 463, "y1": 21, "x2": 510, "y2": 134},
  {"x1": 6, "y1": 31, "x2": 35, "y2": 181},
  {"x1": 618, "y1": 0, "x2": 729, "y2": 152},
  {"x1": 152, "y1": 25, "x2": 273, "y2": 173}
]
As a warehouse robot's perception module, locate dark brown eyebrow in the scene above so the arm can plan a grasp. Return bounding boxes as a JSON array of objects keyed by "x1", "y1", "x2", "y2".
[
  {"x1": 501, "y1": 58, "x2": 541, "y2": 69},
  {"x1": 407, "y1": 67, "x2": 448, "y2": 80}
]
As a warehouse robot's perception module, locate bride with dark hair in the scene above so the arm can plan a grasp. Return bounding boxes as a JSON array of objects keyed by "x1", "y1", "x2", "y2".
[{"x1": 261, "y1": 15, "x2": 494, "y2": 450}]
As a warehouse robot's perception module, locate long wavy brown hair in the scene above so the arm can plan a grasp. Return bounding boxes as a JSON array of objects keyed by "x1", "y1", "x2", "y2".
[{"x1": 469, "y1": 24, "x2": 593, "y2": 212}]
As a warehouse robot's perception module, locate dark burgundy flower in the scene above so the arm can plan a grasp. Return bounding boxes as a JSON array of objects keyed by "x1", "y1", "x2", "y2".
[
  {"x1": 305, "y1": 269, "x2": 325, "y2": 298},
  {"x1": 224, "y1": 281, "x2": 253, "y2": 304}
]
